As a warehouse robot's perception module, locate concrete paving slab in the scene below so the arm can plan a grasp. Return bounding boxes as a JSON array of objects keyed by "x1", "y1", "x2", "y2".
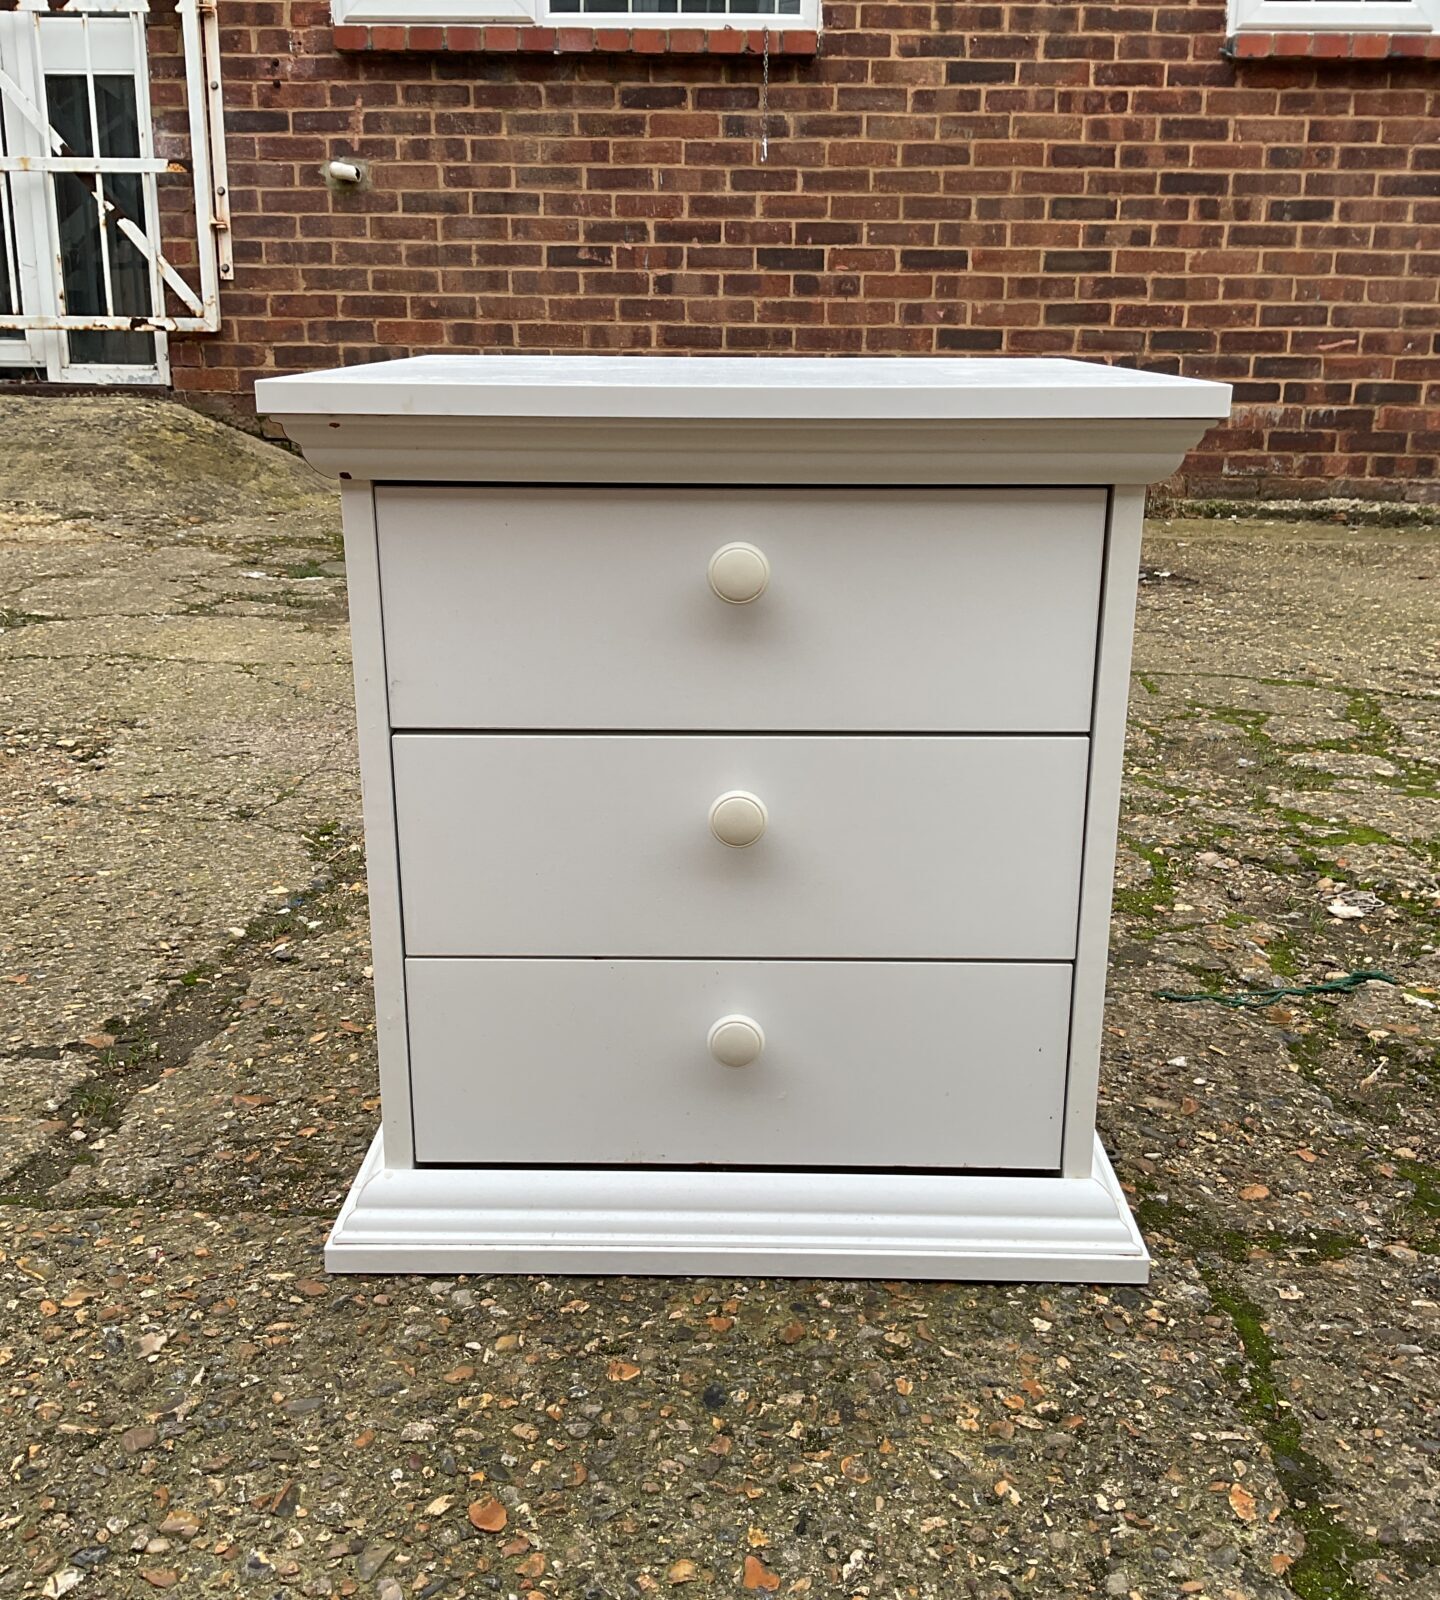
[
  {"x1": 0, "y1": 1211, "x2": 1300, "y2": 1600},
  {"x1": 0, "y1": 1057, "x2": 91, "y2": 1186},
  {"x1": 0, "y1": 393, "x2": 1436, "y2": 1599}
]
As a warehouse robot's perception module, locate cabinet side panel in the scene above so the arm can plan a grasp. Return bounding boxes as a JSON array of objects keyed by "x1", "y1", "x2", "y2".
[
  {"x1": 1062, "y1": 487, "x2": 1145, "y2": 1178},
  {"x1": 341, "y1": 481, "x2": 415, "y2": 1168}
]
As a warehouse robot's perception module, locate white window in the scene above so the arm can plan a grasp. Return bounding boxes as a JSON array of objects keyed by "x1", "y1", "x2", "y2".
[
  {"x1": 0, "y1": 0, "x2": 230, "y2": 386},
  {"x1": 1230, "y1": 0, "x2": 1440, "y2": 31},
  {"x1": 332, "y1": 0, "x2": 817, "y2": 28}
]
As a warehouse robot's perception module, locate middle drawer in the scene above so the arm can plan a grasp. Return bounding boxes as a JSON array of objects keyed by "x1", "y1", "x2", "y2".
[{"x1": 393, "y1": 734, "x2": 1089, "y2": 960}]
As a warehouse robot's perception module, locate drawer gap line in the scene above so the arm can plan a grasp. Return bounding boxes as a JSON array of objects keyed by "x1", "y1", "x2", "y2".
[
  {"x1": 404, "y1": 953, "x2": 1080, "y2": 966},
  {"x1": 389, "y1": 728, "x2": 1093, "y2": 740},
  {"x1": 411, "y1": 1160, "x2": 1065, "y2": 1180}
]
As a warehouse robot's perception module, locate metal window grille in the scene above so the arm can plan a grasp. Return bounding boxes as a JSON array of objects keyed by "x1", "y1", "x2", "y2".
[{"x1": 0, "y1": 0, "x2": 229, "y2": 382}]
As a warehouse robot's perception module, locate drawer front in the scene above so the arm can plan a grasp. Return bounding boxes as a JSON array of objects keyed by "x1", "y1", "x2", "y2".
[
  {"x1": 375, "y1": 486, "x2": 1105, "y2": 732},
  {"x1": 393, "y1": 734, "x2": 1088, "y2": 960},
  {"x1": 407, "y1": 958, "x2": 1070, "y2": 1170}
]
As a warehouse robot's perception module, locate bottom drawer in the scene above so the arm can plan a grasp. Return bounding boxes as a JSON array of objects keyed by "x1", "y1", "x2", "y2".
[{"x1": 406, "y1": 960, "x2": 1071, "y2": 1171}]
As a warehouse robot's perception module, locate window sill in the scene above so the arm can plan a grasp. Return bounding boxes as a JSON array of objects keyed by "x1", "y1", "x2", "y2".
[
  {"x1": 1223, "y1": 30, "x2": 1440, "y2": 59},
  {"x1": 332, "y1": 23, "x2": 820, "y2": 54}
]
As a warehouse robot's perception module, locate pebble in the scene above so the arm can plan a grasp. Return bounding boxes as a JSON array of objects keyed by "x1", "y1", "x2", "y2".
[{"x1": 356, "y1": 1543, "x2": 394, "y2": 1581}]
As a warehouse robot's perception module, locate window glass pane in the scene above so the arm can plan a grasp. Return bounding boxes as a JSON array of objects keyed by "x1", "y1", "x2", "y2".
[
  {"x1": 0, "y1": 180, "x2": 15, "y2": 320},
  {"x1": 0, "y1": 115, "x2": 21, "y2": 322},
  {"x1": 45, "y1": 74, "x2": 92, "y2": 156},
  {"x1": 45, "y1": 72, "x2": 154, "y2": 368},
  {"x1": 95, "y1": 74, "x2": 141, "y2": 161},
  {"x1": 104, "y1": 172, "x2": 153, "y2": 319},
  {"x1": 552, "y1": 0, "x2": 800, "y2": 12}
]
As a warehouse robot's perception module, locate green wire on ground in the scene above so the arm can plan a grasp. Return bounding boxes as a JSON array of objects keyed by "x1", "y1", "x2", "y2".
[{"x1": 1154, "y1": 969, "x2": 1399, "y2": 1009}]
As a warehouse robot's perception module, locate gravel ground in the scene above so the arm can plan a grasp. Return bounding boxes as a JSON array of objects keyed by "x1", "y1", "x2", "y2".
[{"x1": 0, "y1": 394, "x2": 1436, "y2": 1599}]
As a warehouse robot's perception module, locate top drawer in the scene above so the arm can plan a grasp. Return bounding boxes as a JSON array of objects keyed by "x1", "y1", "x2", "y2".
[{"x1": 374, "y1": 486, "x2": 1105, "y2": 732}]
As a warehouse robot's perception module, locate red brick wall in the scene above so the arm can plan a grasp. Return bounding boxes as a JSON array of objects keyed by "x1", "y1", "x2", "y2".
[{"x1": 145, "y1": 2, "x2": 1440, "y2": 500}]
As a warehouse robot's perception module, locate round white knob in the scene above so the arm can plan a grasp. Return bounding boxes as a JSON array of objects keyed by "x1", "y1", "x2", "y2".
[
  {"x1": 709, "y1": 790, "x2": 767, "y2": 848},
  {"x1": 708, "y1": 1014, "x2": 765, "y2": 1068},
  {"x1": 708, "y1": 542, "x2": 770, "y2": 604}
]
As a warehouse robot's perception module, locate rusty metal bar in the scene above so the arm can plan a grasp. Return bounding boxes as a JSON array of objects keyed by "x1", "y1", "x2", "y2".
[
  {"x1": 0, "y1": 154, "x2": 181, "y2": 172},
  {"x1": 9, "y1": 308, "x2": 209, "y2": 329},
  {"x1": 178, "y1": 0, "x2": 220, "y2": 309},
  {"x1": 29, "y1": 9, "x2": 69, "y2": 324},
  {"x1": 197, "y1": 0, "x2": 229, "y2": 279},
  {"x1": 0, "y1": 3, "x2": 150, "y2": 14}
]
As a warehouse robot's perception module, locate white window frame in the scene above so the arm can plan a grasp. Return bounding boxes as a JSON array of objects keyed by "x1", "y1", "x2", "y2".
[
  {"x1": 1230, "y1": 0, "x2": 1440, "y2": 31},
  {"x1": 332, "y1": 0, "x2": 819, "y2": 30}
]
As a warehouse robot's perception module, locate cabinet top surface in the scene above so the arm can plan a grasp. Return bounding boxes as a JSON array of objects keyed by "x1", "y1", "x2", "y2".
[{"x1": 256, "y1": 354, "x2": 1230, "y2": 423}]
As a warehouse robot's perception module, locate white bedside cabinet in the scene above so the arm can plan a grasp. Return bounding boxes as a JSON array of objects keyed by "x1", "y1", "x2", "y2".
[{"x1": 258, "y1": 355, "x2": 1230, "y2": 1283}]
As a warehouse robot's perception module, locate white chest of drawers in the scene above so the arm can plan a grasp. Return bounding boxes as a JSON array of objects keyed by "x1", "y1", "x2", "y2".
[{"x1": 259, "y1": 355, "x2": 1229, "y2": 1283}]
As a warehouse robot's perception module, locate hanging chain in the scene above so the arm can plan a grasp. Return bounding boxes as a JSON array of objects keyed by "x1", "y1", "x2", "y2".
[{"x1": 760, "y1": 27, "x2": 770, "y2": 165}]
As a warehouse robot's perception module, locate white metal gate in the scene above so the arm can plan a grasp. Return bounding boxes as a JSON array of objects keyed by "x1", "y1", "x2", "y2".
[{"x1": 0, "y1": 0, "x2": 228, "y2": 384}]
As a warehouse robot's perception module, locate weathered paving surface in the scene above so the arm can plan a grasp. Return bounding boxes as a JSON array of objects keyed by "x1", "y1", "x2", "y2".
[{"x1": 0, "y1": 394, "x2": 1436, "y2": 1599}]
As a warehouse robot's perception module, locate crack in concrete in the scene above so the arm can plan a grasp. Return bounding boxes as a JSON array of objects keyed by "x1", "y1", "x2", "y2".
[
  {"x1": 1, "y1": 828, "x2": 360, "y2": 1203},
  {"x1": 1135, "y1": 1186, "x2": 1440, "y2": 1597}
]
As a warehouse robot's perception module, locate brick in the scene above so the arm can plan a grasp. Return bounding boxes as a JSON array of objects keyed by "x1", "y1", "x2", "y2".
[
  {"x1": 945, "y1": 60, "x2": 1018, "y2": 83},
  {"x1": 1268, "y1": 199, "x2": 1333, "y2": 223},
  {"x1": 899, "y1": 248, "x2": 970, "y2": 270},
  {"x1": 1042, "y1": 249, "x2": 1113, "y2": 272},
  {"x1": 757, "y1": 247, "x2": 827, "y2": 270},
  {"x1": 937, "y1": 327, "x2": 1005, "y2": 350},
  {"x1": 1309, "y1": 33, "x2": 1351, "y2": 60},
  {"x1": 1351, "y1": 33, "x2": 1391, "y2": 60},
  {"x1": 621, "y1": 85, "x2": 688, "y2": 110}
]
